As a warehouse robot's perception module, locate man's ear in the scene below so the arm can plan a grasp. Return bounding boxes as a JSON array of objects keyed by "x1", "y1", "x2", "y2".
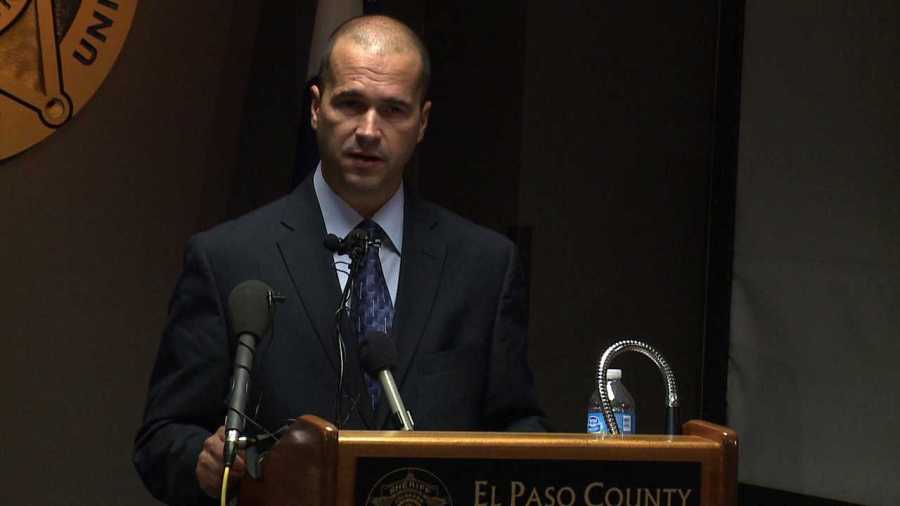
[
  {"x1": 417, "y1": 100, "x2": 432, "y2": 143},
  {"x1": 310, "y1": 84, "x2": 322, "y2": 130}
]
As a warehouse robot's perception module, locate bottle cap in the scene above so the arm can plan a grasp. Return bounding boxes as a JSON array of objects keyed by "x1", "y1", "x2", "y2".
[{"x1": 607, "y1": 369, "x2": 622, "y2": 380}]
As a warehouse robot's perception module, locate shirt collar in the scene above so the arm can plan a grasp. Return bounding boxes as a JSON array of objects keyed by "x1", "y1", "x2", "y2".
[{"x1": 313, "y1": 163, "x2": 404, "y2": 254}]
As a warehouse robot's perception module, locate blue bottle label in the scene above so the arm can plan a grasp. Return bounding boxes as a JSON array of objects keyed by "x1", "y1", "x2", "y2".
[
  {"x1": 620, "y1": 411, "x2": 635, "y2": 433},
  {"x1": 587, "y1": 410, "x2": 636, "y2": 434},
  {"x1": 586, "y1": 410, "x2": 604, "y2": 433}
]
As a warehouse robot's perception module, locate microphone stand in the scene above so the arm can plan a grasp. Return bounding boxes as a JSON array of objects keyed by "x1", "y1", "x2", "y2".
[{"x1": 596, "y1": 339, "x2": 680, "y2": 435}]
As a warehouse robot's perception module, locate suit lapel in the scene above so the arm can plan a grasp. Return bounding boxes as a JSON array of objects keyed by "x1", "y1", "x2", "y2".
[
  {"x1": 276, "y1": 179, "x2": 374, "y2": 427},
  {"x1": 374, "y1": 196, "x2": 447, "y2": 429}
]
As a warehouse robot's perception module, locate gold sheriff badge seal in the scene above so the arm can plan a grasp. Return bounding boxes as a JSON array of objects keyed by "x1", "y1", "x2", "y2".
[{"x1": 0, "y1": 0, "x2": 137, "y2": 159}]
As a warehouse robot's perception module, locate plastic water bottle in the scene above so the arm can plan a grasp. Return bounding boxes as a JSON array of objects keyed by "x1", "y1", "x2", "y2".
[{"x1": 586, "y1": 369, "x2": 637, "y2": 434}]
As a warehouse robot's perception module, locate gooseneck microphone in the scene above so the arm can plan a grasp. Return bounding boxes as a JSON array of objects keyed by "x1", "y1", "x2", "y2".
[
  {"x1": 359, "y1": 331, "x2": 414, "y2": 431},
  {"x1": 223, "y1": 280, "x2": 276, "y2": 468}
]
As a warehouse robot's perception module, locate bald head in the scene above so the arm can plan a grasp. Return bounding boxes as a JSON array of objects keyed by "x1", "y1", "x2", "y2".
[{"x1": 317, "y1": 15, "x2": 431, "y2": 101}]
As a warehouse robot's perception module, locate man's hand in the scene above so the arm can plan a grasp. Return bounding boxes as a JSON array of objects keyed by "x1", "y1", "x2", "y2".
[{"x1": 196, "y1": 426, "x2": 246, "y2": 498}]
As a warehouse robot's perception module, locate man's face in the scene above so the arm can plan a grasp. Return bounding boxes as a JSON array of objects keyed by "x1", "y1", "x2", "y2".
[{"x1": 311, "y1": 39, "x2": 431, "y2": 210}]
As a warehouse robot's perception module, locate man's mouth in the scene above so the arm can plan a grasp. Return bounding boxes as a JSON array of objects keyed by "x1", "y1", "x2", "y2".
[{"x1": 347, "y1": 152, "x2": 384, "y2": 163}]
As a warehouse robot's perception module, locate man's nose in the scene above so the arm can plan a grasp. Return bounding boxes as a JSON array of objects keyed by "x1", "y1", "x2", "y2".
[{"x1": 355, "y1": 109, "x2": 382, "y2": 147}]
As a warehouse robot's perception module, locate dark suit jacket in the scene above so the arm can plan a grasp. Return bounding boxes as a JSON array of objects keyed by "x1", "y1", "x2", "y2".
[{"x1": 133, "y1": 177, "x2": 545, "y2": 505}]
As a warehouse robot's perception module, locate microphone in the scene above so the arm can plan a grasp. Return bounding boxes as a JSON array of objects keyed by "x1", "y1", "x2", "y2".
[
  {"x1": 323, "y1": 233, "x2": 343, "y2": 254},
  {"x1": 325, "y1": 228, "x2": 377, "y2": 295},
  {"x1": 323, "y1": 229, "x2": 369, "y2": 256},
  {"x1": 359, "y1": 331, "x2": 414, "y2": 431},
  {"x1": 224, "y1": 280, "x2": 276, "y2": 468}
]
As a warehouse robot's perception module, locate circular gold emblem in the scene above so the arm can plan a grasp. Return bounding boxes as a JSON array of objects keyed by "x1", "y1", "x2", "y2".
[
  {"x1": 0, "y1": 0, "x2": 137, "y2": 160},
  {"x1": 366, "y1": 468, "x2": 452, "y2": 506}
]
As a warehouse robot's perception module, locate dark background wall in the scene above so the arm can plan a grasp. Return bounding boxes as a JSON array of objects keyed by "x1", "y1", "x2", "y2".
[
  {"x1": 729, "y1": 2, "x2": 900, "y2": 505},
  {"x1": 417, "y1": 1, "x2": 724, "y2": 435},
  {"x1": 515, "y1": 0, "x2": 719, "y2": 434},
  {"x1": 0, "y1": 2, "x2": 259, "y2": 504}
]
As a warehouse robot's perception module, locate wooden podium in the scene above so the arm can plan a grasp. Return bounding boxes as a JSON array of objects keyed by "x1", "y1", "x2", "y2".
[{"x1": 239, "y1": 416, "x2": 737, "y2": 506}]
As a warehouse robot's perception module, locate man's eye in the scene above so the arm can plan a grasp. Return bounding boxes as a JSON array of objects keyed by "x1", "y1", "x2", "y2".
[
  {"x1": 381, "y1": 104, "x2": 408, "y2": 117},
  {"x1": 336, "y1": 100, "x2": 366, "y2": 113}
]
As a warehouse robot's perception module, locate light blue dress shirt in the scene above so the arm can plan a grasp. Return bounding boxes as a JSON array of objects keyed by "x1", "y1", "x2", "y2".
[{"x1": 313, "y1": 164, "x2": 403, "y2": 305}]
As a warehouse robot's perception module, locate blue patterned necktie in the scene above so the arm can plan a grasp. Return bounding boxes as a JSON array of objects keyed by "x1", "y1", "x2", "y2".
[{"x1": 352, "y1": 219, "x2": 394, "y2": 412}]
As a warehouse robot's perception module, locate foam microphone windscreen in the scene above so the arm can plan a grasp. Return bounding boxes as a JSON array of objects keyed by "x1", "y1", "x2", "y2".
[
  {"x1": 323, "y1": 233, "x2": 342, "y2": 252},
  {"x1": 359, "y1": 331, "x2": 398, "y2": 374},
  {"x1": 227, "y1": 280, "x2": 274, "y2": 338}
]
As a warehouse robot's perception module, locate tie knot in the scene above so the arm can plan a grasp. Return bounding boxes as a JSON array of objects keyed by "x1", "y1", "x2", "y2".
[{"x1": 356, "y1": 219, "x2": 385, "y2": 242}]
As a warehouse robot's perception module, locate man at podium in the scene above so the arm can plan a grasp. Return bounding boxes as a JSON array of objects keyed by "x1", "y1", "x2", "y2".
[{"x1": 133, "y1": 14, "x2": 545, "y2": 505}]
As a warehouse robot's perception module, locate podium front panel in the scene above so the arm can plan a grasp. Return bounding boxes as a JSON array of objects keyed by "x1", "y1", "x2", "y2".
[{"x1": 336, "y1": 429, "x2": 734, "y2": 506}]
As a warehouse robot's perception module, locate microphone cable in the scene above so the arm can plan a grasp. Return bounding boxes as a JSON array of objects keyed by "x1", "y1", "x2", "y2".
[
  {"x1": 325, "y1": 230, "x2": 371, "y2": 427},
  {"x1": 246, "y1": 294, "x2": 283, "y2": 433},
  {"x1": 220, "y1": 467, "x2": 230, "y2": 506},
  {"x1": 332, "y1": 265, "x2": 355, "y2": 427},
  {"x1": 219, "y1": 403, "x2": 284, "y2": 506}
]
